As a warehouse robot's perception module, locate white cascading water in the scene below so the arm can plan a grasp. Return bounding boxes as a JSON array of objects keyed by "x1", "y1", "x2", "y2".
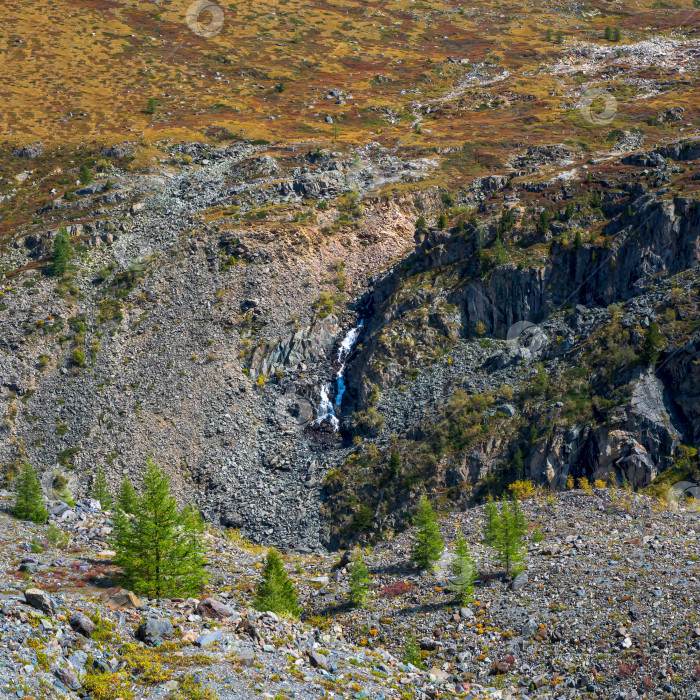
[
  {"x1": 312, "y1": 320, "x2": 364, "y2": 430},
  {"x1": 313, "y1": 383, "x2": 339, "y2": 431}
]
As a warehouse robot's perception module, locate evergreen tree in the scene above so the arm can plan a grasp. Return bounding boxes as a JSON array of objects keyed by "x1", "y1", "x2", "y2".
[
  {"x1": 79, "y1": 164, "x2": 93, "y2": 185},
  {"x1": 613, "y1": 26, "x2": 621, "y2": 41},
  {"x1": 52, "y1": 227, "x2": 72, "y2": 277},
  {"x1": 482, "y1": 496, "x2": 499, "y2": 547},
  {"x1": 450, "y1": 528, "x2": 477, "y2": 605},
  {"x1": 12, "y1": 463, "x2": 48, "y2": 524},
  {"x1": 411, "y1": 494, "x2": 444, "y2": 569},
  {"x1": 388, "y1": 449, "x2": 401, "y2": 476},
  {"x1": 494, "y1": 234, "x2": 505, "y2": 265},
  {"x1": 574, "y1": 229, "x2": 583, "y2": 250},
  {"x1": 513, "y1": 446, "x2": 524, "y2": 480},
  {"x1": 437, "y1": 213, "x2": 447, "y2": 229},
  {"x1": 604, "y1": 25, "x2": 613, "y2": 40},
  {"x1": 482, "y1": 497, "x2": 527, "y2": 576},
  {"x1": 415, "y1": 215, "x2": 427, "y2": 234},
  {"x1": 348, "y1": 549, "x2": 371, "y2": 607},
  {"x1": 253, "y1": 548, "x2": 301, "y2": 617},
  {"x1": 176, "y1": 504, "x2": 210, "y2": 594},
  {"x1": 113, "y1": 459, "x2": 208, "y2": 598},
  {"x1": 117, "y1": 476, "x2": 138, "y2": 514},
  {"x1": 91, "y1": 466, "x2": 112, "y2": 509},
  {"x1": 641, "y1": 320, "x2": 662, "y2": 366}
]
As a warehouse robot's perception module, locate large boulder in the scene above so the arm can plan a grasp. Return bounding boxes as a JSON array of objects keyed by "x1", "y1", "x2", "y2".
[
  {"x1": 197, "y1": 598, "x2": 233, "y2": 620},
  {"x1": 136, "y1": 618, "x2": 173, "y2": 646},
  {"x1": 69, "y1": 612, "x2": 95, "y2": 638},
  {"x1": 24, "y1": 588, "x2": 55, "y2": 618},
  {"x1": 99, "y1": 587, "x2": 142, "y2": 609}
]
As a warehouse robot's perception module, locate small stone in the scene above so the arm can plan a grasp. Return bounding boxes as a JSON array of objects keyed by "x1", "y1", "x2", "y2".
[
  {"x1": 309, "y1": 650, "x2": 328, "y2": 670},
  {"x1": 511, "y1": 573, "x2": 529, "y2": 591},
  {"x1": 55, "y1": 668, "x2": 80, "y2": 691},
  {"x1": 195, "y1": 631, "x2": 223, "y2": 647},
  {"x1": 238, "y1": 648, "x2": 255, "y2": 668}
]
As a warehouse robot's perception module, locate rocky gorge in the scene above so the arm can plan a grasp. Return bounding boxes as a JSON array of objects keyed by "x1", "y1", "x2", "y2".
[{"x1": 0, "y1": 135, "x2": 699, "y2": 551}]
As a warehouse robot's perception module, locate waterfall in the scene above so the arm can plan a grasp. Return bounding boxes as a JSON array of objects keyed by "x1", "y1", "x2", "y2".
[
  {"x1": 312, "y1": 320, "x2": 364, "y2": 430},
  {"x1": 313, "y1": 383, "x2": 339, "y2": 431}
]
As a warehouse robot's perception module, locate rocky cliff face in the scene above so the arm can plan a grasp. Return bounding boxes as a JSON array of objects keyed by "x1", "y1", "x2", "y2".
[{"x1": 1, "y1": 138, "x2": 699, "y2": 550}]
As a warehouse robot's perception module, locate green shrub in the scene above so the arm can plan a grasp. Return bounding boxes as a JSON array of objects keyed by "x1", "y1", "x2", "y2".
[
  {"x1": 72, "y1": 348, "x2": 86, "y2": 367},
  {"x1": 348, "y1": 550, "x2": 371, "y2": 607}
]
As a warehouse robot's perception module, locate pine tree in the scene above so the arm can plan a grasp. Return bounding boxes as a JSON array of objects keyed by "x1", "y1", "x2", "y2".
[
  {"x1": 494, "y1": 234, "x2": 505, "y2": 265},
  {"x1": 437, "y1": 213, "x2": 447, "y2": 229},
  {"x1": 411, "y1": 494, "x2": 444, "y2": 569},
  {"x1": 513, "y1": 447, "x2": 524, "y2": 480},
  {"x1": 176, "y1": 504, "x2": 210, "y2": 594},
  {"x1": 415, "y1": 215, "x2": 427, "y2": 234},
  {"x1": 604, "y1": 25, "x2": 613, "y2": 40},
  {"x1": 613, "y1": 26, "x2": 621, "y2": 42},
  {"x1": 641, "y1": 320, "x2": 662, "y2": 366},
  {"x1": 91, "y1": 466, "x2": 112, "y2": 509},
  {"x1": 79, "y1": 164, "x2": 93, "y2": 185},
  {"x1": 113, "y1": 459, "x2": 208, "y2": 598},
  {"x1": 348, "y1": 549, "x2": 371, "y2": 607},
  {"x1": 388, "y1": 449, "x2": 401, "y2": 476},
  {"x1": 117, "y1": 476, "x2": 138, "y2": 514},
  {"x1": 450, "y1": 528, "x2": 477, "y2": 605},
  {"x1": 482, "y1": 497, "x2": 527, "y2": 576},
  {"x1": 482, "y1": 496, "x2": 499, "y2": 547},
  {"x1": 52, "y1": 227, "x2": 72, "y2": 277},
  {"x1": 12, "y1": 463, "x2": 48, "y2": 524},
  {"x1": 254, "y1": 548, "x2": 301, "y2": 617}
]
